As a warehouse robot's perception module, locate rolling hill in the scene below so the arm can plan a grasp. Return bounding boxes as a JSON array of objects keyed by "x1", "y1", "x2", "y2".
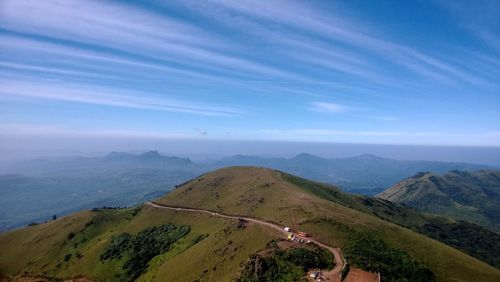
[
  {"x1": 377, "y1": 170, "x2": 500, "y2": 232},
  {"x1": 1, "y1": 167, "x2": 499, "y2": 281}
]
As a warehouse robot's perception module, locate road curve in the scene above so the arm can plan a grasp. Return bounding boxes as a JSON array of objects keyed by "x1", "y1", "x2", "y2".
[{"x1": 146, "y1": 201, "x2": 345, "y2": 281}]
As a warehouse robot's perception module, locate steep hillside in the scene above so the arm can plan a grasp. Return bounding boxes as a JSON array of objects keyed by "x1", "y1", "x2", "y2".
[
  {"x1": 377, "y1": 170, "x2": 500, "y2": 232},
  {"x1": 282, "y1": 172, "x2": 500, "y2": 268},
  {"x1": 1, "y1": 167, "x2": 499, "y2": 282},
  {"x1": 158, "y1": 167, "x2": 500, "y2": 281}
]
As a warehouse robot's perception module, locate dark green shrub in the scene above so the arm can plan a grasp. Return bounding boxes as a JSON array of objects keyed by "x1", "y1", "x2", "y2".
[
  {"x1": 343, "y1": 233, "x2": 435, "y2": 282},
  {"x1": 64, "y1": 253, "x2": 72, "y2": 261},
  {"x1": 100, "y1": 223, "x2": 190, "y2": 281},
  {"x1": 239, "y1": 244, "x2": 333, "y2": 281}
]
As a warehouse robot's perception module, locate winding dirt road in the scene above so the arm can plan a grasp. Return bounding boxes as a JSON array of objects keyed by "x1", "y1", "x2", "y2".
[{"x1": 146, "y1": 201, "x2": 345, "y2": 281}]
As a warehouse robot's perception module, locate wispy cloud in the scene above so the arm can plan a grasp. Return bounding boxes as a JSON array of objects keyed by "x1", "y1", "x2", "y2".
[
  {"x1": 309, "y1": 102, "x2": 349, "y2": 113},
  {"x1": 2, "y1": 0, "x2": 496, "y2": 95},
  {"x1": 0, "y1": 35, "x2": 235, "y2": 83},
  {"x1": 196, "y1": 0, "x2": 497, "y2": 88},
  {"x1": 195, "y1": 128, "x2": 208, "y2": 136},
  {"x1": 0, "y1": 79, "x2": 244, "y2": 116},
  {"x1": 0, "y1": 0, "x2": 293, "y2": 80},
  {"x1": 0, "y1": 124, "x2": 196, "y2": 139}
]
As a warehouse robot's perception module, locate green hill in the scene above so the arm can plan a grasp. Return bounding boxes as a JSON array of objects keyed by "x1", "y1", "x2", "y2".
[
  {"x1": 377, "y1": 170, "x2": 500, "y2": 232},
  {"x1": 1, "y1": 167, "x2": 499, "y2": 281}
]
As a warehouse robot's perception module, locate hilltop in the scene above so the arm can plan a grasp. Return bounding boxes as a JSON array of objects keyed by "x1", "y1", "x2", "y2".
[
  {"x1": 377, "y1": 170, "x2": 500, "y2": 232},
  {"x1": 1, "y1": 167, "x2": 499, "y2": 281}
]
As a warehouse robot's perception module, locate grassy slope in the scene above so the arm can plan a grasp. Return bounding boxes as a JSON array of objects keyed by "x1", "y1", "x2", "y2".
[
  {"x1": 377, "y1": 170, "x2": 500, "y2": 232},
  {"x1": 0, "y1": 210, "x2": 95, "y2": 276},
  {"x1": 284, "y1": 172, "x2": 500, "y2": 268},
  {"x1": 0, "y1": 205, "x2": 277, "y2": 281},
  {"x1": 157, "y1": 166, "x2": 500, "y2": 282}
]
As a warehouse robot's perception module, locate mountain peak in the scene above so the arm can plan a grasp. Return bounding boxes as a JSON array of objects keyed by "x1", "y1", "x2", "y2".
[
  {"x1": 412, "y1": 171, "x2": 432, "y2": 179},
  {"x1": 351, "y1": 154, "x2": 384, "y2": 160},
  {"x1": 292, "y1": 153, "x2": 322, "y2": 160},
  {"x1": 140, "y1": 150, "x2": 162, "y2": 158}
]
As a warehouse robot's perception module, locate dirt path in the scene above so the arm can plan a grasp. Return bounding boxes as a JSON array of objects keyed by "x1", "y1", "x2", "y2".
[
  {"x1": 146, "y1": 201, "x2": 345, "y2": 282},
  {"x1": 343, "y1": 269, "x2": 379, "y2": 282}
]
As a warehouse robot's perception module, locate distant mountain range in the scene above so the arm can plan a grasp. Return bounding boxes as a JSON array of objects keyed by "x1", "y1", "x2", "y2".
[
  {"x1": 0, "y1": 151, "x2": 491, "y2": 231},
  {"x1": 378, "y1": 170, "x2": 500, "y2": 232},
  {"x1": 211, "y1": 153, "x2": 488, "y2": 194},
  {"x1": 1, "y1": 150, "x2": 194, "y2": 176}
]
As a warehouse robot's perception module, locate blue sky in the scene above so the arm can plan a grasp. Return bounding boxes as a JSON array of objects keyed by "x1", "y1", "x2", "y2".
[{"x1": 0, "y1": 0, "x2": 499, "y2": 146}]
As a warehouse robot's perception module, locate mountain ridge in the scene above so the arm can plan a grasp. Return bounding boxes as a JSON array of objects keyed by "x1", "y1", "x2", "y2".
[{"x1": 377, "y1": 169, "x2": 500, "y2": 232}]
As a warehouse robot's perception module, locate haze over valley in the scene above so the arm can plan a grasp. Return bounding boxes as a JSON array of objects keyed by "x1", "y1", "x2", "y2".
[{"x1": 0, "y1": 150, "x2": 494, "y2": 231}]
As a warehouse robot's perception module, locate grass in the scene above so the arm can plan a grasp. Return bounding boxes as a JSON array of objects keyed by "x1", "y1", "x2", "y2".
[
  {"x1": 284, "y1": 173, "x2": 500, "y2": 269},
  {"x1": 1, "y1": 166, "x2": 500, "y2": 282},
  {"x1": 158, "y1": 167, "x2": 500, "y2": 281},
  {"x1": 0, "y1": 205, "x2": 277, "y2": 281}
]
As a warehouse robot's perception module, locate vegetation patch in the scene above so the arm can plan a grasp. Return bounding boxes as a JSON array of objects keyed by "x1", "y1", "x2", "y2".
[
  {"x1": 100, "y1": 223, "x2": 191, "y2": 281},
  {"x1": 191, "y1": 234, "x2": 209, "y2": 245},
  {"x1": 238, "y1": 241, "x2": 334, "y2": 281},
  {"x1": 417, "y1": 218, "x2": 500, "y2": 268},
  {"x1": 343, "y1": 232, "x2": 435, "y2": 282}
]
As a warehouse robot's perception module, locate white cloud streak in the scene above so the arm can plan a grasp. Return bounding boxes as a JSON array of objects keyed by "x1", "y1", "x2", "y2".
[
  {"x1": 309, "y1": 102, "x2": 349, "y2": 113},
  {"x1": 1, "y1": 0, "x2": 496, "y2": 96},
  {"x1": 0, "y1": 79, "x2": 244, "y2": 116},
  {"x1": 0, "y1": 124, "x2": 195, "y2": 139},
  {"x1": 199, "y1": 0, "x2": 497, "y2": 87},
  {"x1": 0, "y1": 0, "x2": 293, "y2": 80}
]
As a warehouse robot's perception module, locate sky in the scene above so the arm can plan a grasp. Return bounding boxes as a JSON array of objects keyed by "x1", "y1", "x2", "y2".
[{"x1": 0, "y1": 0, "x2": 499, "y2": 155}]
